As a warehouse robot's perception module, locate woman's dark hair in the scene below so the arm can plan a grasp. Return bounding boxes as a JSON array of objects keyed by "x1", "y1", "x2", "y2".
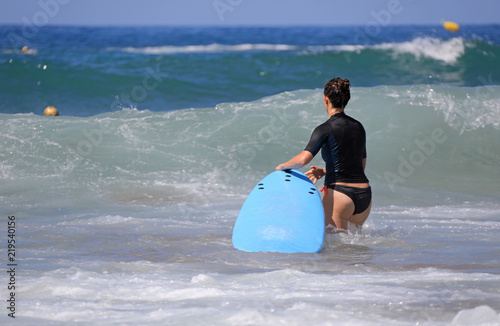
[{"x1": 323, "y1": 77, "x2": 351, "y2": 109}]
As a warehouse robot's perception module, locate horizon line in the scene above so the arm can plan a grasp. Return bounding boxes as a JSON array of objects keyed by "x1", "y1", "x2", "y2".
[{"x1": 1, "y1": 22, "x2": 499, "y2": 28}]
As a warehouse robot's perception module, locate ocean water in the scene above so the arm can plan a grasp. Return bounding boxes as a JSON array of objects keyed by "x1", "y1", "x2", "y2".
[{"x1": 1, "y1": 25, "x2": 500, "y2": 325}]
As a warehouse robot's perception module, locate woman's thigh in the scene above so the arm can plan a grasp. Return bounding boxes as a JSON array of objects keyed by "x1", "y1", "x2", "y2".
[
  {"x1": 350, "y1": 201, "x2": 372, "y2": 227},
  {"x1": 323, "y1": 190, "x2": 355, "y2": 230},
  {"x1": 323, "y1": 187, "x2": 372, "y2": 230},
  {"x1": 322, "y1": 191, "x2": 334, "y2": 227},
  {"x1": 332, "y1": 190, "x2": 355, "y2": 230}
]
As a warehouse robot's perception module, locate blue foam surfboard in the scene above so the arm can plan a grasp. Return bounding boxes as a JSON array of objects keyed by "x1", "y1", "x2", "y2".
[{"x1": 232, "y1": 169, "x2": 325, "y2": 253}]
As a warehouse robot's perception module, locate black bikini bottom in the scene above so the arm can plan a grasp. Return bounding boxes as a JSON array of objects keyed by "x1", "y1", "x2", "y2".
[{"x1": 327, "y1": 184, "x2": 372, "y2": 215}]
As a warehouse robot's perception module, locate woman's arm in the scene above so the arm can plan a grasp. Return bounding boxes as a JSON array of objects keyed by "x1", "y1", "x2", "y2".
[{"x1": 275, "y1": 151, "x2": 313, "y2": 171}]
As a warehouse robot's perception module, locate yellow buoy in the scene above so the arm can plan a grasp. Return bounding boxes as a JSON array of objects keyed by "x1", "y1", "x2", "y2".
[
  {"x1": 443, "y1": 21, "x2": 460, "y2": 33},
  {"x1": 21, "y1": 46, "x2": 30, "y2": 53},
  {"x1": 43, "y1": 106, "x2": 59, "y2": 116}
]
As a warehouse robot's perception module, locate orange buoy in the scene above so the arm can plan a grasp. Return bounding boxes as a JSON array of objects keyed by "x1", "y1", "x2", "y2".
[
  {"x1": 443, "y1": 21, "x2": 460, "y2": 33},
  {"x1": 43, "y1": 106, "x2": 59, "y2": 116}
]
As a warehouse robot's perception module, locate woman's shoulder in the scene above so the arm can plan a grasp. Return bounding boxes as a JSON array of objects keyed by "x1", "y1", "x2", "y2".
[
  {"x1": 313, "y1": 119, "x2": 333, "y2": 134},
  {"x1": 341, "y1": 113, "x2": 365, "y2": 128}
]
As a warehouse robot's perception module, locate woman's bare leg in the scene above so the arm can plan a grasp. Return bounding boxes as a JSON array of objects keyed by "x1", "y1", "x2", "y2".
[
  {"x1": 350, "y1": 201, "x2": 372, "y2": 227},
  {"x1": 332, "y1": 190, "x2": 355, "y2": 230},
  {"x1": 322, "y1": 190, "x2": 334, "y2": 228},
  {"x1": 323, "y1": 189, "x2": 371, "y2": 232}
]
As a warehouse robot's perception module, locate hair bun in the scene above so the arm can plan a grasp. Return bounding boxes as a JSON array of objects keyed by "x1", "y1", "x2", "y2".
[
  {"x1": 324, "y1": 77, "x2": 351, "y2": 109},
  {"x1": 340, "y1": 78, "x2": 350, "y2": 90}
]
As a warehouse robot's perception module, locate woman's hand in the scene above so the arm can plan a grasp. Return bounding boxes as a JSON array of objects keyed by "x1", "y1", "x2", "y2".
[
  {"x1": 305, "y1": 166, "x2": 326, "y2": 184},
  {"x1": 275, "y1": 163, "x2": 288, "y2": 171}
]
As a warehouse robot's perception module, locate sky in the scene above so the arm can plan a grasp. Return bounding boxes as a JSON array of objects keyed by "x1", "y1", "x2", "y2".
[{"x1": 1, "y1": 0, "x2": 500, "y2": 26}]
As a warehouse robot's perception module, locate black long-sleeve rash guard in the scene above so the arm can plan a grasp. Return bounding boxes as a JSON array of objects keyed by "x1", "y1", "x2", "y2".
[{"x1": 303, "y1": 112, "x2": 369, "y2": 186}]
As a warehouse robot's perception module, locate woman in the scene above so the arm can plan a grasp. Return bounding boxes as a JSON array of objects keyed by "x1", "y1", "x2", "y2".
[{"x1": 275, "y1": 77, "x2": 371, "y2": 232}]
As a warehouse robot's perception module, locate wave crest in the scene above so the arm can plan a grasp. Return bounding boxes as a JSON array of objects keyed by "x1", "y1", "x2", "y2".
[
  {"x1": 117, "y1": 37, "x2": 468, "y2": 64},
  {"x1": 120, "y1": 43, "x2": 298, "y2": 55},
  {"x1": 373, "y1": 37, "x2": 466, "y2": 64}
]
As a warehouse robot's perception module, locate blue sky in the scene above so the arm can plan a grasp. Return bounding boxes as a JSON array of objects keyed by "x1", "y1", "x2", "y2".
[{"x1": 1, "y1": 0, "x2": 500, "y2": 26}]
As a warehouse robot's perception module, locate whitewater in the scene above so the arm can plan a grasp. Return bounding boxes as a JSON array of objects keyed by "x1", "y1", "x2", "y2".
[{"x1": 2, "y1": 85, "x2": 500, "y2": 325}]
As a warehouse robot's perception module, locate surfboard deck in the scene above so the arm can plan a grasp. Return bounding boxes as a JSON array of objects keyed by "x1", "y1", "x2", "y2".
[{"x1": 232, "y1": 169, "x2": 325, "y2": 253}]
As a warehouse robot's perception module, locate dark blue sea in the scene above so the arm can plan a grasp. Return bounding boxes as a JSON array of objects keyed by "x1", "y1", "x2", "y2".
[
  {"x1": 2, "y1": 25, "x2": 500, "y2": 115},
  {"x1": 1, "y1": 25, "x2": 500, "y2": 325}
]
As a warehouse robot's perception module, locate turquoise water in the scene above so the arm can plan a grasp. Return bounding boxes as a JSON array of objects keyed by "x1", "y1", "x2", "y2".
[{"x1": 1, "y1": 25, "x2": 500, "y2": 325}]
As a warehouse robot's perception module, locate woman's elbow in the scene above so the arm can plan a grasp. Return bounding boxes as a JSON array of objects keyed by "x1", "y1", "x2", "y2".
[{"x1": 299, "y1": 151, "x2": 313, "y2": 166}]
